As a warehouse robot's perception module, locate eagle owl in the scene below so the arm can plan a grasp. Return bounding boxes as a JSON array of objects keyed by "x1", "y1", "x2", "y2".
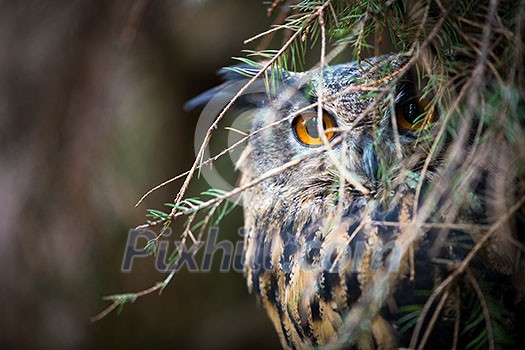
[{"x1": 187, "y1": 54, "x2": 524, "y2": 349}]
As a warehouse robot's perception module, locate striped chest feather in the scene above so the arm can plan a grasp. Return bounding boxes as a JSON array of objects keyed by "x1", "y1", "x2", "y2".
[{"x1": 242, "y1": 185, "x2": 422, "y2": 349}]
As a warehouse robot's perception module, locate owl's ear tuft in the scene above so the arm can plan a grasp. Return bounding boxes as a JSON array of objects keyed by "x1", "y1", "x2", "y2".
[
  {"x1": 183, "y1": 64, "x2": 264, "y2": 112},
  {"x1": 184, "y1": 64, "x2": 293, "y2": 112}
]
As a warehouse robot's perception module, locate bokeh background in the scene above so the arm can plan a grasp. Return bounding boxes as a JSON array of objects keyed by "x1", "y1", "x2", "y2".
[{"x1": 0, "y1": 1, "x2": 281, "y2": 348}]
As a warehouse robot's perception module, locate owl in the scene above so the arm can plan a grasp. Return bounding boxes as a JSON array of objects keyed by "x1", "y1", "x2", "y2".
[{"x1": 186, "y1": 54, "x2": 524, "y2": 349}]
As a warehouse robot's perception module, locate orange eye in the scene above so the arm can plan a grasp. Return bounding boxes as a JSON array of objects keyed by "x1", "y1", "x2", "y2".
[
  {"x1": 292, "y1": 112, "x2": 337, "y2": 146},
  {"x1": 395, "y1": 98, "x2": 435, "y2": 131}
]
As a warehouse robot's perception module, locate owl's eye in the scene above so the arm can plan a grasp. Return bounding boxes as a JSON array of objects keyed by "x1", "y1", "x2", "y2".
[
  {"x1": 395, "y1": 98, "x2": 434, "y2": 131},
  {"x1": 292, "y1": 112, "x2": 337, "y2": 146}
]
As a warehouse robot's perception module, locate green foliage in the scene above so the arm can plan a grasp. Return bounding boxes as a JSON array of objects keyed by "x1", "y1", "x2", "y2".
[
  {"x1": 397, "y1": 303, "x2": 425, "y2": 334},
  {"x1": 462, "y1": 280, "x2": 516, "y2": 350}
]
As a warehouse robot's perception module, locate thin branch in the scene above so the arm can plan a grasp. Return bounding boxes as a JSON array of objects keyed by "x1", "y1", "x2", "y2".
[
  {"x1": 371, "y1": 220, "x2": 490, "y2": 234},
  {"x1": 417, "y1": 288, "x2": 451, "y2": 350},
  {"x1": 168, "y1": 0, "x2": 334, "y2": 219},
  {"x1": 466, "y1": 268, "x2": 495, "y2": 350},
  {"x1": 137, "y1": 139, "x2": 340, "y2": 229},
  {"x1": 316, "y1": 4, "x2": 371, "y2": 195},
  {"x1": 409, "y1": 194, "x2": 525, "y2": 348},
  {"x1": 90, "y1": 300, "x2": 120, "y2": 323},
  {"x1": 136, "y1": 46, "x2": 407, "y2": 208},
  {"x1": 90, "y1": 280, "x2": 165, "y2": 323}
]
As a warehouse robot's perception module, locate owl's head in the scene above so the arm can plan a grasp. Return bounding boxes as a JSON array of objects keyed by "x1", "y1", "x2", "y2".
[{"x1": 186, "y1": 54, "x2": 436, "y2": 204}]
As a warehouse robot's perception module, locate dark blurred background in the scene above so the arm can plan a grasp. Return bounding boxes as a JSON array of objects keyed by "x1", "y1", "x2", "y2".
[{"x1": 0, "y1": 1, "x2": 281, "y2": 348}]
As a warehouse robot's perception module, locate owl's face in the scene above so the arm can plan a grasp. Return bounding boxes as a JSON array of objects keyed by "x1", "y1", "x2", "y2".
[{"x1": 239, "y1": 54, "x2": 433, "y2": 203}]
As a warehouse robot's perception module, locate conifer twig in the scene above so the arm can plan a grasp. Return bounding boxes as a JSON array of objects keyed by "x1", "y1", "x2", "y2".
[
  {"x1": 409, "y1": 195, "x2": 525, "y2": 348},
  {"x1": 466, "y1": 268, "x2": 495, "y2": 350},
  {"x1": 168, "y1": 0, "x2": 334, "y2": 219}
]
